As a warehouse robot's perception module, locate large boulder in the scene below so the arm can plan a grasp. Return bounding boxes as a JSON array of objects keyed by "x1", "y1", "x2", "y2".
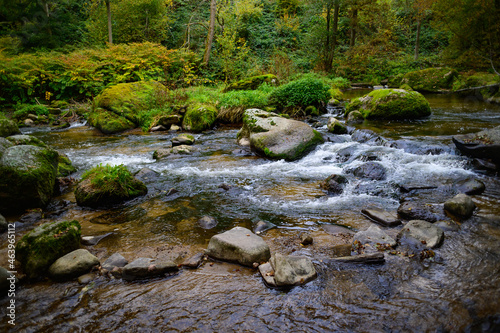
[
  {"x1": 237, "y1": 109, "x2": 324, "y2": 161},
  {"x1": 397, "y1": 220, "x2": 444, "y2": 249},
  {"x1": 15, "y1": 220, "x2": 81, "y2": 279},
  {"x1": 223, "y1": 74, "x2": 279, "y2": 93},
  {"x1": 345, "y1": 89, "x2": 431, "y2": 120},
  {"x1": 0, "y1": 145, "x2": 59, "y2": 213},
  {"x1": 401, "y1": 67, "x2": 458, "y2": 92},
  {"x1": 75, "y1": 164, "x2": 147, "y2": 208},
  {"x1": 89, "y1": 81, "x2": 170, "y2": 134},
  {"x1": 205, "y1": 227, "x2": 271, "y2": 267},
  {"x1": 259, "y1": 253, "x2": 317, "y2": 287},
  {"x1": 444, "y1": 194, "x2": 476, "y2": 219},
  {"x1": 452, "y1": 125, "x2": 500, "y2": 167},
  {"x1": 182, "y1": 103, "x2": 218, "y2": 132},
  {"x1": 48, "y1": 249, "x2": 100, "y2": 281},
  {"x1": 0, "y1": 114, "x2": 20, "y2": 137}
]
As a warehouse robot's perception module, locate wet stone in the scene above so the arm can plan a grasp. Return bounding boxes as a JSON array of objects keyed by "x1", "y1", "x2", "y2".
[
  {"x1": 198, "y1": 215, "x2": 218, "y2": 229},
  {"x1": 122, "y1": 258, "x2": 179, "y2": 281},
  {"x1": 253, "y1": 220, "x2": 276, "y2": 235},
  {"x1": 153, "y1": 148, "x2": 171, "y2": 160},
  {"x1": 172, "y1": 134, "x2": 195, "y2": 147},
  {"x1": 19, "y1": 209, "x2": 43, "y2": 225},
  {"x1": 397, "y1": 220, "x2": 444, "y2": 249},
  {"x1": 353, "y1": 225, "x2": 397, "y2": 251},
  {"x1": 181, "y1": 252, "x2": 205, "y2": 269},
  {"x1": 134, "y1": 167, "x2": 160, "y2": 182},
  {"x1": 300, "y1": 233, "x2": 313, "y2": 245},
  {"x1": 397, "y1": 201, "x2": 438, "y2": 222},
  {"x1": 320, "y1": 174, "x2": 348, "y2": 195},
  {"x1": 444, "y1": 194, "x2": 476, "y2": 219},
  {"x1": 81, "y1": 232, "x2": 114, "y2": 246},
  {"x1": 435, "y1": 220, "x2": 460, "y2": 232},
  {"x1": 78, "y1": 273, "x2": 96, "y2": 284},
  {"x1": 102, "y1": 253, "x2": 128, "y2": 271},
  {"x1": 361, "y1": 208, "x2": 401, "y2": 227},
  {"x1": 261, "y1": 253, "x2": 317, "y2": 287},
  {"x1": 455, "y1": 178, "x2": 486, "y2": 195},
  {"x1": 49, "y1": 249, "x2": 100, "y2": 281},
  {"x1": 350, "y1": 162, "x2": 387, "y2": 181}
]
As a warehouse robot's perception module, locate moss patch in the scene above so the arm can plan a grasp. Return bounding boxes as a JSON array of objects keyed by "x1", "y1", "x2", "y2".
[
  {"x1": 182, "y1": 103, "x2": 218, "y2": 132},
  {"x1": 402, "y1": 67, "x2": 458, "y2": 92},
  {"x1": 223, "y1": 74, "x2": 279, "y2": 93},
  {"x1": 57, "y1": 153, "x2": 76, "y2": 177},
  {"x1": 6, "y1": 134, "x2": 47, "y2": 147},
  {"x1": 15, "y1": 220, "x2": 81, "y2": 279},
  {"x1": 0, "y1": 113, "x2": 20, "y2": 137},
  {"x1": 87, "y1": 108, "x2": 136, "y2": 134}
]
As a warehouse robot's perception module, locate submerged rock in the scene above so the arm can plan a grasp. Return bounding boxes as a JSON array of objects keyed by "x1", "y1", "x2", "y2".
[
  {"x1": 172, "y1": 134, "x2": 195, "y2": 146},
  {"x1": 397, "y1": 201, "x2": 438, "y2": 222},
  {"x1": 81, "y1": 232, "x2": 114, "y2": 246},
  {"x1": 237, "y1": 109, "x2": 324, "y2": 161},
  {"x1": 455, "y1": 178, "x2": 486, "y2": 195},
  {"x1": 320, "y1": 174, "x2": 348, "y2": 195},
  {"x1": 122, "y1": 257, "x2": 178, "y2": 281},
  {"x1": 253, "y1": 220, "x2": 276, "y2": 235},
  {"x1": 259, "y1": 253, "x2": 317, "y2": 287},
  {"x1": 361, "y1": 208, "x2": 401, "y2": 227},
  {"x1": 205, "y1": 227, "x2": 271, "y2": 267},
  {"x1": 49, "y1": 249, "x2": 100, "y2": 281},
  {"x1": 198, "y1": 215, "x2": 218, "y2": 229},
  {"x1": 397, "y1": 220, "x2": 444, "y2": 249},
  {"x1": 452, "y1": 125, "x2": 500, "y2": 167},
  {"x1": 300, "y1": 233, "x2": 313, "y2": 245},
  {"x1": 345, "y1": 89, "x2": 431, "y2": 120},
  {"x1": 353, "y1": 225, "x2": 397, "y2": 250},
  {"x1": 15, "y1": 220, "x2": 81, "y2": 279},
  {"x1": 444, "y1": 194, "x2": 476, "y2": 219},
  {"x1": 351, "y1": 162, "x2": 387, "y2": 180}
]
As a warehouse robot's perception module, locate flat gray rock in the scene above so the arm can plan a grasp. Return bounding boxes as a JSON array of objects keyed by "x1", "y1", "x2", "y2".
[
  {"x1": 206, "y1": 227, "x2": 271, "y2": 267},
  {"x1": 353, "y1": 225, "x2": 397, "y2": 248},
  {"x1": 122, "y1": 257, "x2": 178, "y2": 281},
  {"x1": 181, "y1": 252, "x2": 205, "y2": 269},
  {"x1": 102, "y1": 253, "x2": 128, "y2": 271},
  {"x1": 397, "y1": 220, "x2": 444, "y2": 249},
  {"x1": 49, "y1": 249, "x2": 100, "y2": 281},
  {"x1": 269, "y1": 253, "x2": 317, "y2": 287},
  {"x1": 362, "y1": 208, "x2": 401, "y2": 227}
]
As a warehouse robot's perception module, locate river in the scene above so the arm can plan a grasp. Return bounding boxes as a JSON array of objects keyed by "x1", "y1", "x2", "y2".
[{"x1": 1, "y1": 91, "x2": 500, "y2": 332}]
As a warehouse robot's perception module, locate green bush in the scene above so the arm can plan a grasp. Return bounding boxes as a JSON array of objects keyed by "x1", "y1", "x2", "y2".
[
  {"x1": 81, "y1": 164, "x2": 143, "y2": 197},
  {"x1": 13, "y1": 104, "x2": 50, "y2": 119},
  {"x1": 269, "y1": 77, "x2": 331, "y2": 112}
]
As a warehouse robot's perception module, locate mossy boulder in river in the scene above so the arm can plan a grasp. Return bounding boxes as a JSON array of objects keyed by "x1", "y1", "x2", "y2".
[
  {"x1": 345, "y1": 89, "x2": 431, "y2": 120},
  {"x1": 0, "y1": 145, "x2": 59, "y2": 213},
  {"x1": 15, "y1": 220, "x2": 81, "y2": 279},
  {"x1": 89, "y1": 81, "x2": 170, "y2": 134},
  {"x1": 402, "y1": 67, "x2": 458, "y2": 92},
  {"x1": 0, "y1": 113, "x2": 20, "y2": 137},
  {"x1": 237, "y1": 109, "x2": 324, "y2": 161},
  {"x1": 182, "y1": 103, "x2": 217, "y2": 132},
  {"x1": 223, "y1": 74, "x2": 279, "y2": 93},
  {"x1": 75, "y1": 164, "x2": 147, "y2": 208}
]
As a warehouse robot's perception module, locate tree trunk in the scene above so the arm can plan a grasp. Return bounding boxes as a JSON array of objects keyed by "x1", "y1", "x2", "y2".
[
  {"x1": 106, "y1": 0, "x2": 113, "y2": 45},
  {"x1": 203, "y1": 0, "x2": 217, "y2": 66},
  {"x1": 414, "y1": 17, "x2": 421, "y2": 60},
  {"x1": 324, "y1": 1, "x2": 339, "y2": 72},
  {"x1": 323, "y1": 2, "x2": 332, "y2": 71},
  {"x1": 349, "y1": 9, "x2": 358, "y2": 48}
]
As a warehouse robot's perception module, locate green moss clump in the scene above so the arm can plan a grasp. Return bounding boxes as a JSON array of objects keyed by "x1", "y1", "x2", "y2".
[
  {"x1": 12, "y1": 104, "x2": 49, "y2": 120},
  {"x1": 402, "y1": 67, "x2": 458, "y2": 92},
  {"x1": 0, "y1": 113, "x2": 20, "y2": 137},
  {"x1": 15, "y1": 220, "x2": 81, "y2": 279},
  {"x1": 223, "y1": 74, "x2": 279, "y2": 93},
  {"x1": 182, "y1": 103, "x2": 218, "y2": 132},
  {"x1": 399, "y1": 84, "x2": 413, "y2": 91},
  {"x1": 6, "y1": 134, "x2": 47, "y2": 147},
  {"x1": 269, "y1": 77, "x2": 331, "y2": 112},
  {"x1": 57, "y1": 153, "x2": 76, "y2": 177},
  {"x1": 345, "y1": 89, "x2": 431, "y2": 120},
  {"x1": 75, "y1": 164, "x2": 147, "y2": 208},
  {"x1": 328, "y1": 88, "x2": 344, "y2": 100},
  {"x1": 87, "y1": 108, "x2": 136, "y2": 134}
]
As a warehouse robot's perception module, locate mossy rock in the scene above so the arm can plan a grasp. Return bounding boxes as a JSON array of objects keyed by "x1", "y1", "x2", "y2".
[
  {"x1": 0, "y1": 137, "x2": 13, "y2": 158},
  {"x1": 50, "y1": 100, "x2": 69, "y2": 109},
  {"x1": 75, "y1": 164, "x2": 147, "y2": 208},
  {"x1": 87, "y1": 108, "x2": 135, "y2": 134},
  {"x1": 327, "y1": 117, "x2": 348, "y2": 134},
  {"x1": 182, "y1": 103, "x2": 218, "y2": 132},
  {"x1": 387, "y1": 73, "x2": 404, "y2": 88},
  {"x1": 6, "y1": 134, "x2": 48, "y2": 147},
  {"x1": 223, "y1": 74, "x2": 279, "y2": 93},
  {"x1": 15, "y1": 220, "x2": 81, "y2": 279},
  {"x1": 0, "y1": 145, "x2": 59, "y2": 214},
  {"x1": 345, "y1": 89, "x2": 431, "y2": 120},
  {"x1": 0, "y1": 114, "x2": 21, "y2": 137},
  {"x1": 399, "y1": 84, "x2": 413, "y2": 91},
  {"x1": 57, "y1": 153, "x2": 76, "y2": 177},
  {"x1": 402, "y1": 67, "x2": 458, "y2": 92},
  {"x1": 329, "y1": 88, "x2": 344, "y2": 101}
]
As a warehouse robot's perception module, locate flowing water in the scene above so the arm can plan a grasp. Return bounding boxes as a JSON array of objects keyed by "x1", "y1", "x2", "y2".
[{"x1": 1, "y1": 91, "x2": 500, "y2": 332}]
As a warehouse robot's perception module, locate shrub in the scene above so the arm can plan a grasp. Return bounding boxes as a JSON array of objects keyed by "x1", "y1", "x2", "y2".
[
  {"x1": 13, "y1": 104, "x2": 50, "y2": 119},
  {"x1": 81, "y1": 164, "x2": 145, "y2": 198},
  {"x1": 269, "y1": 77, "x2": 331, "y2": 112}
]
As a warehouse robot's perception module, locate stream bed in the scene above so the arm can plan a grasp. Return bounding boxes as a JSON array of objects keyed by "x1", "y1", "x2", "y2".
[{"x1": 1, "y1": 91, "x2": 500, "y2": 332}]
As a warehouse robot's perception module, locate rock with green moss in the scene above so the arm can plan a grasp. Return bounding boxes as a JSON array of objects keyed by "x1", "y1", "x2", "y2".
[
  {"x1": 399, "y1": 84, "x2": 413, "y2": 91},
  {"x1": 327, "y1": 117, "x2": 348, "y2": 134},
  {"x1": 57, "y1": 153, "x2": 76, "y2": 177},
  {"x1": 87, "y1": 107, "x2": 136, "y2": 134},
  {"x1": 345, "y1": 89, "x2": 431, "y2": 120},
  {"x1": 237, "y1": 109, "x2": 324, "y2": 161},
  {"x1": 75, "y1": 164, "x2": 147, "y2": 208},
  {"x1": 6, "y1": 134, "x2": 48, "y2": 147},
  {"x1": 402, "y1": 67, "x2": 458, "y2": 92},
  {"x1": 346, "y1": 111, "x2": 364, "y2": 124},
  {"x1": 387, "y1": 73, "x2": 404, "y2": 88},
  {"x1": 15, "y1": 220, "x2": 81, "y2": 279},
  {"x1": 0, "y1": 114, "x2": 20, "y2": 137},
  {"x1": 328, "y1": 88, "x2": 344, "y2": 101},
  {"x1": 182, "y1": 103, "x2": 218, "y2": 132},
  {"x1": 0, "y1": 145, "x2": 59, "y2": 214},
  {"x1": 223, "y1": 74, "x2": 279, "y2": 93},
  {"x1": 0, "y1": 137, "x2": 13, "y2": 158}
]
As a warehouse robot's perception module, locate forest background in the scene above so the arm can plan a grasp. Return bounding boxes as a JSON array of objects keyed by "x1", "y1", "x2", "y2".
[{"x1": 0, "y1": 0, "x2": 498, "y2": 108}]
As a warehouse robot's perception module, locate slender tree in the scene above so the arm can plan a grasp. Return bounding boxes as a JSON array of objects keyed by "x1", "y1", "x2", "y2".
[
  {"x1": 203, "y1": 0, "x2": 216, "y2": 65},
  {"x1": 105, "y1": 0, "x2": 112, "y2": 45}
]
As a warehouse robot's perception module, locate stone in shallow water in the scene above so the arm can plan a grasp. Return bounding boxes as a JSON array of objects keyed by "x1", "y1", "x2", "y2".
[
  {"x1": 205, "y1": 227, "x2": 271, "y2": 267},
  {"x1": 253, "y1": 220, "x2": 276, "y2": 234},
  {"x1": 49, "y1": 249, "x2": 100, "y2": 281},
  {"x1": 267, "y1": 253, "x2": 317, "y2": 287},
  {"x1": 455, "y1": 178, "x2": 485, "y2": 195},
  {"x1": 444, "y1": 194, "x2": 476, "y2": 219},
  {"x1": 102, "y1": 252, "x2": 128, "y2": 271},
  {"x1": 182, "y1": 252, "x2": 205, "y2": 269},
  {"x1": 198, "y1": 216, "x2": 218, "y2": 229},
  {"x1": 397, "y1": 201, "x2": 438, "y2": 222},
  {"x1": 397, "y1": 220, "x2": 444, "y2": 249},
  {"x1": 351, "y1": 162, "x2": 387, "y2": 180},
  {"x1": 361, "y1": 208, "x2": 401, "y2": 227},
  {"x1": 172, "y1": 134, "x2": 195, "y2": 146},
  {"x1": 81, "y1": 232, "x2": 114, "y2": 246},
  {"x1": 122, "y1": 258, "x2": 178, "y2": 281},
  {"x1": 353, "y1": 225, "x2": 397, "y2": 249}
]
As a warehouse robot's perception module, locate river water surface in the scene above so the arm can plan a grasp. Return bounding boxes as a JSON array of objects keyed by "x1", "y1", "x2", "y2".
[{"x1": 1, "y1": 91, "x2": 500, "y2": 332}]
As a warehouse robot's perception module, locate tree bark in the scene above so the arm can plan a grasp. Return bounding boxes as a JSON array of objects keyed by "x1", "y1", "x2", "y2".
[
  {"x1": 106, "y1": 0, "x2": 113, "y2": 45},
  {"x1": 324, "y1": 1, "x2": 339, "y2": 72},
  {"x1": 203, "y1": 0, "x2": 217, "y2": 65},
  {"x1": 349, "y1": 8, "x2": 357, "y2": 48},
  {"x1": 414, "y1": 17, "x2": 421, "y2": 60}
]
